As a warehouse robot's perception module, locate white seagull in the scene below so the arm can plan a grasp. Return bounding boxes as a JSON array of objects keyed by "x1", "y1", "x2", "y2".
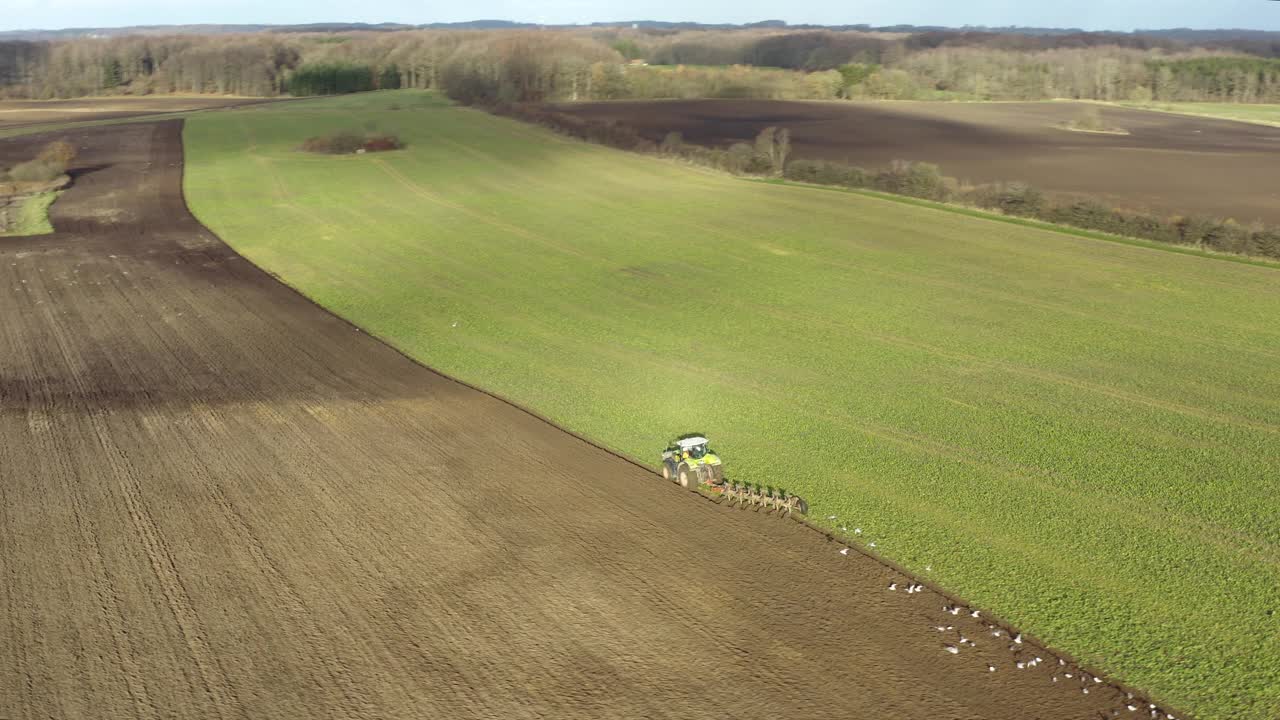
[
  {"x1": 944, "y1": 645, "x2": 959, "y2": 654},
  {"x1": 839, "y1": 548, "x2": 849, "y2": 556},
  {"x1": 1013, "y1": 633, "x2": 1023, "y2": 645},
  {"x1": 888, "y1": 582, "x2": 897, "y2": 591}
]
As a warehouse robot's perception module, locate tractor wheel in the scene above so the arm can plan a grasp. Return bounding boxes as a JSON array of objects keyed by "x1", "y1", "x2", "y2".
[
  {"x1": 678, "y1": 465, "x2": 700, "y2": 492},
  {"x1": 661, "y1": 461, "x2": 676, "y2": 482},
  {"x1": 708, "y1": 464, "x2": 725, "y2": 485}
]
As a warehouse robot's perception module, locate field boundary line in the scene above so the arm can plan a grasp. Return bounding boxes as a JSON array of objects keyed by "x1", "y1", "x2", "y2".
[
  {"x1": 1107, "y1": 101, "x2": 1280, "y2": 129},
  {"x1": 747, "y1": 178, "x2": 1280, "y2": 271},
  {"x1": 483, "y1": 102, "x2": 1280, "y2": 271},
  {"x1": 176, "y1": 116, "x2": 971, "y2": 591},
  {"x1": 173, "y1": 116, "x2": 1180, "y2": 719}
]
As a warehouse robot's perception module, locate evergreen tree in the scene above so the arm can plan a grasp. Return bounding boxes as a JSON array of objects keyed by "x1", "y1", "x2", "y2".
[
  {"x1": 379, "y1": 64, "x2": 402, "y2": 89},
  {"x1": 102, "y1": 58, "x2": 123, "y2": 89}
]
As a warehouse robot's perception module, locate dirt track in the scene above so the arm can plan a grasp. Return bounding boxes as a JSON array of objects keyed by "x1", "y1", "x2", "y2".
[
  {"x1": 0, "y1": 121, "x2": 1163, "y2": 719},
  {"x1": 551, "y1": 99, "x2": 1280, "y2": 224}
]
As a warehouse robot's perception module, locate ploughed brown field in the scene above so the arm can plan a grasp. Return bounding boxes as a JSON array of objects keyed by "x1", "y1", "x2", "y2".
[
  {"x1": 0, "y1": 121, "x2": 1159, "y2": 719},
  {"x1": 0, "y1": 96, "x2": 274, "y2": 130},
  {"x1": 550, "y1": 99, "x2": 1280, "y2": 225}
]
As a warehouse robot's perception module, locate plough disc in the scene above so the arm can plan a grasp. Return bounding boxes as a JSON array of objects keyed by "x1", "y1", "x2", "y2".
[{"x1": 720, "y1": 482, "x2": 808, "y2": 517}]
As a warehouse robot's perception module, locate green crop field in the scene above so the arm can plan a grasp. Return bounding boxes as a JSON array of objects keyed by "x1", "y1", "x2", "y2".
[
  {"x1": 184, "y1": 90, "x2": 1280, "y2": 720},
  {"x1": 1118, "y1": 101, "x2": 1280, "y2": 127}
]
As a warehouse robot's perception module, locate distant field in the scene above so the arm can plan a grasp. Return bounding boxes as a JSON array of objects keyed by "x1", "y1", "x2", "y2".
[
  {"x1": 184, "y1": 91, "x2": 1280, "y2": 720},
  {"x1": 550, "y1": 98, "x2": 1280, "y2": 224},
  {"x1": 0, "y1": 95, "x2": 272, "y2": 132},
  {"x1": 1119, "y1": 101, "x2": 1280, "y2": 127}
]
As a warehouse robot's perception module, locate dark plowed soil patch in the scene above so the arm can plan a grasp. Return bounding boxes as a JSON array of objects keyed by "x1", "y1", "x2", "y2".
[
  {"x1": 0, "y1": 96, "x2": 282, "y2": 130},
  {"x1": 0, "y1": 121, "x2": 1166, "y2": 719},
  {"x1": 551, "y1": 99, "x2": 1280, "y2": 224}
]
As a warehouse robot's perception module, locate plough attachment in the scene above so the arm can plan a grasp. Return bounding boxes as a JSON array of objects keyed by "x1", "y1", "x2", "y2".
[
  {"x1": 720, "y1": 482, "x2": 809, "y2": 516},
  {"x1": 661, "y1": 435, "x2": 809, "y2": 517}
]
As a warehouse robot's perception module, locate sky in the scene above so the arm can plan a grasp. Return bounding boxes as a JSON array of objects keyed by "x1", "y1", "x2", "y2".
[{"x1": 3, "y1": 0, "x2": 1280, "y2": 33}]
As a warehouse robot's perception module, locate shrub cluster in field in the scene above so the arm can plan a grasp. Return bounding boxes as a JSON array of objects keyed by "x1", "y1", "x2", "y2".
[
  {"x1": 1060, "y1": 106, "x2": 1130, "y2": 134},
  {"x1": 2, "y1": 140, "x2": 75, "y2": 186},
  {"x1": 495, "y1": 103, "x2": 1280, "y2": 261},
  {"x1": 0, "y1": 141, "x2": 71, "y2": 235},
  {"x1": 299, "y1": 131, "x2": 405, "y2": 155}
]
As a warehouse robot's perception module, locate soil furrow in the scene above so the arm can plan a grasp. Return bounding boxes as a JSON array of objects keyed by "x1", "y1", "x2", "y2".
[{"x1": 0, "y1": 119, "x2": 1171, "y2": 720}]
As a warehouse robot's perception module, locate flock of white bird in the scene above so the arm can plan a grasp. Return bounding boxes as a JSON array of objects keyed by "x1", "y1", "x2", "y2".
[{"x1": 828, "y1": 514, "x2": 1177, "y2": 720}]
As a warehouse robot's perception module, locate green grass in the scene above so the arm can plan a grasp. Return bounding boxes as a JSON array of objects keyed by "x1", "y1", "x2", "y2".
[
  {"x1": 756, "y1": 179, "x2": 1280, "y2": 271},
  {"x1": 1118, "y1": 101, "x2": 1280, "y2": 127},
  {"x1": 183, "y1": 90, "x2": 1280, "y2": 720},
  {"x1": 0, "y1": 191, "x2": 58, "y2": 236}
]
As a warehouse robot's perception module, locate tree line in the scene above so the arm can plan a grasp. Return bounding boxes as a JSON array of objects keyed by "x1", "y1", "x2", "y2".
[
  {"x1": 3, "y1": 28, "x2": 1280, "y2": 104},
  {"x1": 0, "y1": 32, "x2": 462, "y2": 98},
  {"x1": 895, "y1": 48, "x2": 1280, "y2": 102}
]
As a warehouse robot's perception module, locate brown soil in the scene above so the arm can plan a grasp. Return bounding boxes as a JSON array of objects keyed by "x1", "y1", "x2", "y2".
[
  {"x1": 0, "y1": 121, "x2": 1166, "y2": 719},
  {"x1": 0, "y1": 96, "x2": 282, "y2": 130},
  {"x1": 550, "y1": 99, "x2": 1280, "y2": 224}
]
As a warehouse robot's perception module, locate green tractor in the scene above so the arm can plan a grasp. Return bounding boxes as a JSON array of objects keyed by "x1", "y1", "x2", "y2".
[
  {"x1": 661, "y1": 436, "x2": 724, "y2": 490},
  {"x1": 661, "y1": 435, "x2": 808, "y2": 515}
]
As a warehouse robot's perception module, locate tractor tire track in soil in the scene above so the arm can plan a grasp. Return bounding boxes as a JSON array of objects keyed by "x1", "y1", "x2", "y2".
[{"x1": 0, "y1": 120, "x2": 1166, "y2": 719}]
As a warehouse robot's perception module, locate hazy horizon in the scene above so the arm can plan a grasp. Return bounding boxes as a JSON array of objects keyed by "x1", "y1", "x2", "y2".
[{"x1": 4, "y1": 0, "x2": 1280, "y2": 34}]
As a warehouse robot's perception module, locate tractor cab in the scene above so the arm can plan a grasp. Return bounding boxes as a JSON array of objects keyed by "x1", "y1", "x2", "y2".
[{"x1": 682, "y1": 438, "x2": 710, "y2": 460}]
